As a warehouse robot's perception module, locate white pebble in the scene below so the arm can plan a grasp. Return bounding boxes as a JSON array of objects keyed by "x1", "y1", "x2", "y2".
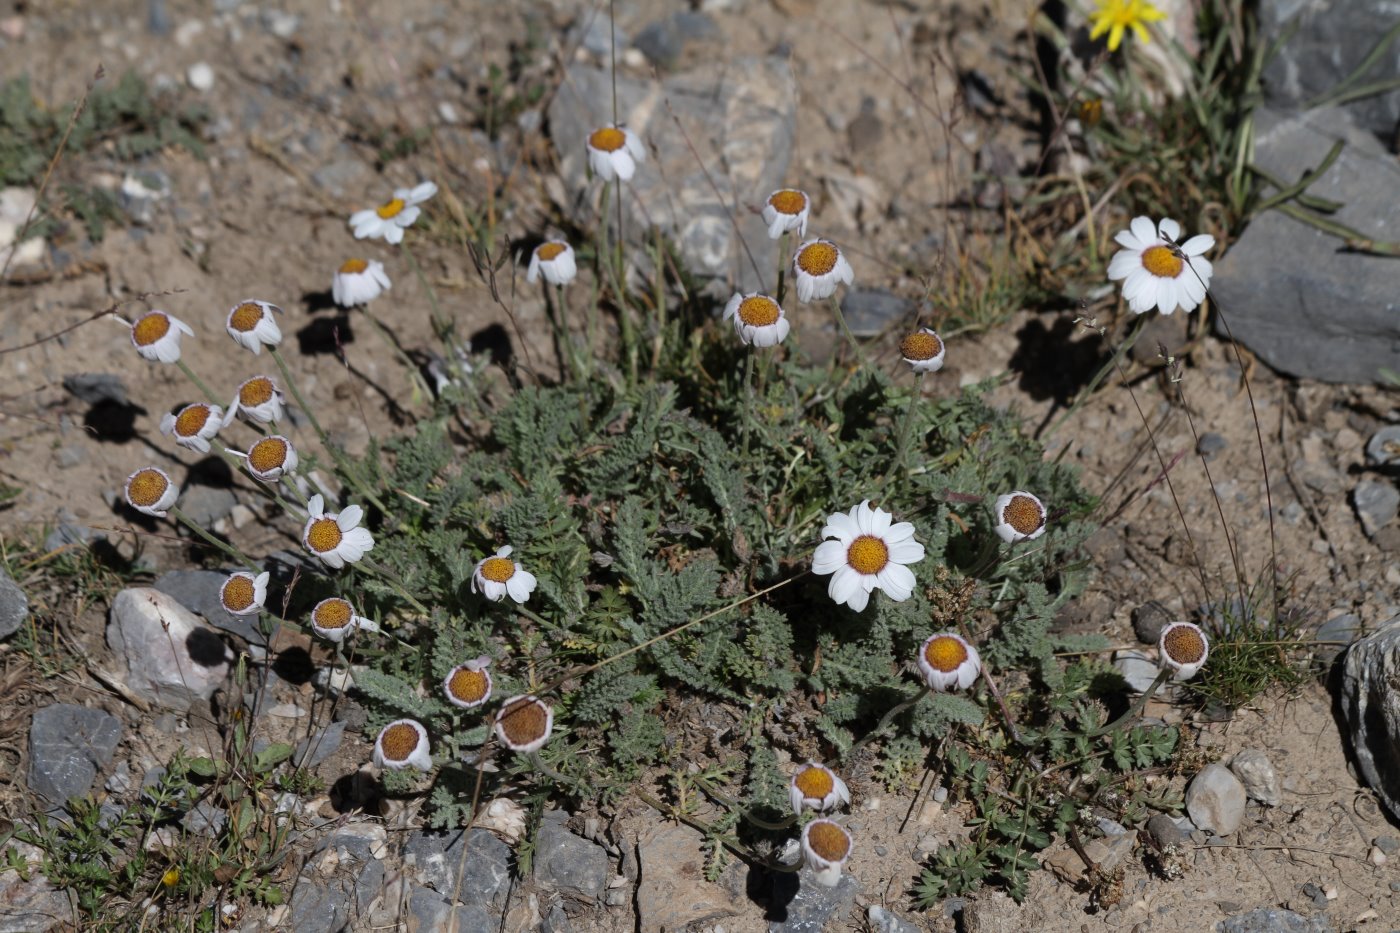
[
  {"x1": 1323, "y1": 882, "x2": 1338, "y2": 900},
  {"x1": 1369, "y1": 846, "x2": 1387, "y2": 866},
  {"x1": 187, "y1": 62, "x2": 215, "y2": 92}
]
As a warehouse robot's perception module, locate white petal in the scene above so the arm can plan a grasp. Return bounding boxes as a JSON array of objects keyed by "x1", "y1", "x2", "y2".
[
  {"x1": 385, "y1": 225, "x2": 404, "y2": 245},
  {"x1": 1129, "y1": 216, "x2": 1156, "y2": 244},
  {"x1": 855, "y1": 500, "x2": 876, "y2": 536},
  {"x1": 812, "y1": 540, "x2": 847, "y2": 575},
  {"x1": 307, "y1": 494, "x2": 325, "y2": 518},
  {"x1": 342, "y1": 526, "x2": 375, "y2": 554},
  {"x1": 888, "y1": 539, "x2": 925, "y2": 564},
  {"x1": 845, "y1": 585, "x2": 870, "y2": 613},
  {"x1": 868, "y1": 507, "x2": 891, "y2": 537},
  {"x1": 828, "y1": 566, "x2": 860, "y2": 606},
  {"x1": 884, "y1": 521, "x2": 916, "y2": 543},
  {"x1": 1114, "y1": 229, "x2": 1143, "y2": 250},
  {"x1": 1157, "y1": 218, "x2": 1181, "y2": 242},
  {"x1": 1106, "y1": 251, "x2": 1139, "y2": 280},
  {"x1": 876, "y1": 562, "x2": 916, "y2": 601},
  {"x1": 821, "y1": 511, "x2": 858, "y2": 543},
  {"x1": 409, "y1": 181, "x2": 438, "y2": 202},
  {"x1": 338, "y1": 504, "x2": 363, "y2": 530}
]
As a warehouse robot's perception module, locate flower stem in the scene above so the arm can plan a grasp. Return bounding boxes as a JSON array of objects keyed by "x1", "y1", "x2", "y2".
[
  {"x1": 1086, "y1": 667, "x2": 1171, "y2": 737},
  {"x1": 176, "y1": 360, "x2": 221, "y2": 406},
  {"x1": 827, "y1": 295, "x2": 867, "y2": 366},
  {"x1": 775, "y1": 232, "x2": 788, "y2": 305},
  {"x1": 888, "y1": 372, "x2": 924, "y2": 492},
  {"x1": 844, "y1": 685, "x2": 931, "y2": 761},
  {"x1": 739, "y1": 352, "x2": 756, "y2": 462},
  {"x1": 169, "y1": 506, "x2": 256, "y2": 567},
  {"x1": 358, "y1": 304, "x2": 430, "y2": 405},
  {"x1": 613, "y1": 179, "x2": 638, "y2": 383},
  {"x1": 401, "y1": 237, "x2": 449, "y2": 341}
]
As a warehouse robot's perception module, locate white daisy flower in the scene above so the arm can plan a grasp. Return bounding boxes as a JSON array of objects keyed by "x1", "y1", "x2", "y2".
[
  {"x1": 800, "y1": 819, "x2": 853, "y2": 888},
  {"x1": 526, "y1": 240, "x2": 577, "y2": 286},
  {"x1": 917, "y1": 633, "x2": 982, "y2": 693},
  {"x1": 762, "y1": 188, "x2": 810, "y2": 239},
  {"x1": 792, "y1": 238, "x2": 854, "y2": 303},
  {"x1": 1106, "y1": 216, "x2": 1215, "y2": 315},
  {"x1": 159, "y1": 403, "x2": 224, "y2": 454},
  {"x1": 811, "y1": 500, "x2": 925, "y2": 612},
  {"x1": 225, "y1": 300, "x2": 283, "y2": 354},
  {"x1": 373, "y1": 719, "x2": 432, "y2": 771},
  {"x1": 992, "y1": 491, "x2": 1047, "y2": 544},
  {"x1": 301, "y1": 494, "x2": 375, "y2": 569},
  {"x1": 789, "y1": 762, "x2": 851, "y2": 815},
  {"x1": 494, "y1": 695, "x2": 554, "y2": 754},
  {"x1": 1158, "y1": 621, "x2": 1209, "y2": 681},
  {"x1": 350, "y1": 182, "x2": 437, "y2": 245},
  {"x1": 900, "y1": 328, "x2": 945, "y2": 373},
  {"x1": 722, "y1": 292, "x2": 790, "y2": 348},
  {"x1": 443, "y1": 656, "x2": 494, "y2": 710},
  {"x1": 129, "y1": 311, "x2": 194, "y2": 364},
  {"x1": 471, "y1": 546, "x2": 538, "y2": 604},
  {"x1": 586, "y1": 124, "x2": 646, "y2": 183},
  {"x1": 219, "y1": 571, "x2": 269, "y2": 616},
  {"x1": 233, "y1": 434, "x2": 298, "y2": 482},
  {"x1": 308, "y1": 596, "x2": 380, "y2": 643},
  {"x1": 124, "y1": 467, "x2": 177, "y2": 517},
  {"x1": 332, "y1": 258, "x2": 391, "y2": 308},
  {"x1": 223, "y1": 375, "x2": 285, "y2": 426}
]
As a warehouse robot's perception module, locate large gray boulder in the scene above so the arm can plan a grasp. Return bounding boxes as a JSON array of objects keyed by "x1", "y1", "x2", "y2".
[
  {"x1": 1211, "y1": 106, "x2": 1400, "y2": 383},
  {"x1": 106, "y1": 587, "x2": 232, "y2": 712},
  {"x1": 1341, "y1": 616, "x2": 1400, "y2": 819}
]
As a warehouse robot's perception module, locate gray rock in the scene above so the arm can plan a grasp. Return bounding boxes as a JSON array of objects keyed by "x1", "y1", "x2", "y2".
[
  {"x1": 294, "y1": 721, "x2": 346, "y2": 769},
  {"x1": 1186, "y1": 763, "x2": 1248, "y2": 835},
  {"x1": 178, "y1": 485, "x2": 238, "y2": 528},
  {"x1": 771, "y1": 869, "x2": 859, "y2": 932},
  {"x1": 119, "y1": 170, "x2": 170, "y2": 225},
  {"x1": 0, "y1": 841, "x2": 69, "y2": 933},
  {"x1": 1353, "y1": 480, "x2": 1400, "y2": 538},
  {"x1": 547, "y1": 59, "x2": 796, "y2": 294},
  {"x1": 1315, "y1": 613, "x2": 1362, "y2": 664},
  {"x1": 1375, "y1": 833, "x2": 1400, "y2": 853},
  {"x1": 1260, "y1": 0, "x2": 1400, "y2": 140},
  {"x1": 312, "y1": 151, "x2": 374, "y2": 199},
  {"x1": 106, "y1": 587, "x2": 232, "y2": 712},
  {"x1": 1113, "y1": 650, "x2": 1159, "y2": 692},
  {"x1": 1146, "y1": 813, "x2": 1191, "y2": 848},
  {"x1": 569, "y1": 15, "x2": 627, "y2": 58},
  {"x1": 635, "y1": 822, "x2": 739, "y2": 931},
  {"x1": 62, "y1": 373, "x2": 129, "y2": 406},
  {"x1": 289, "y1": 827, "x2": 387, "y2": 933},
  {"x1": 1211, "y1": 106, "x2": 1400, "y2": 383},
  {"x1": 1218, "y1": 906, "x2": 1332, "y2": 932},
  {"x1": 1366, "y1": 425, "x2": 1400, "y2": 469},
  {"x1": 1229, "y1": 749, "x2": 1282, "y2": 806},
  {"x1": 541, "y1": 903, "x2": 573, "y2": 933},
  {"x1": 0, "y1": 567, "x2": 28, "y2": 640},
  {"x1": 406, "y1": 885, "x2": 495, "y2": 933},
  {"x1": 839, "y1": 289, "x2": 913, "y2": 338},
  {"x1": 867, "y1": 906, "x2": 921, "y2": 933},
  {"x1": 1196, "y1": 432, "x2": 1228, "y2": 460},
  {"x1": 28, "y1": 704, "x2": 122, "y2": 803},
  {"x1": 181, "y1": 801, "x2": 227, "y2": 836},
  {"x1": 153, "y1": 569, "x2": 262, "y2": 643},
  {"x1": 1341, "y1": 617, "x2": 1400, "y2": 820},
  {"x1": 1132, "y1": 601, "x2": 1172, "y2": 645},
  {"x1": 633, "y1": 12, "x2": 720, "y2": 69},
  {"x1": 44, "y1": 521, "x2": 103, "y2": 554},
  {"x1": 105, "y1": 761, "x2": 133, "y2": 795},
  {"x1": 535, "y1": 810, "x2": 609, "y2": 900},
  {"x1": 403, "y1": 828, "x2": 511, "y2": 910},
  {"x1": 261, "y1": 9, "x2": 299, "y2": 39}
]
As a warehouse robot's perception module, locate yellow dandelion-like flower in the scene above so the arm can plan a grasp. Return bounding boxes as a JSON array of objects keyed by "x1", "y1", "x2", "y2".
[
  {"x1": 1089, "y1": 0, "x2": 1166, "y2": 52},
  {"x1": 161, "y1": 867, "x2": 180, "y2": 889}
]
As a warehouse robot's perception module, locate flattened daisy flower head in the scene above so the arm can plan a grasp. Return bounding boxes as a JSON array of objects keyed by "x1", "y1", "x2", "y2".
[
  {"x1": 811, "y1": 500, "x2": 924, "y2": 612},
  {"x1": 1107, "y1": 216, "x2": 1215, "y2": 316},
  {"x1": 238, "y1": 435, "x2": 298, "y2": 482},
  {"x1": 800, "y1": 819, "x2": 853, "y2": 888},
  {"x1": 350, "y1": 181, "x2": 438, "y2": 245},
  {"x1": 471, "y1": 546, "x2": 538, "y2": 604},
  {"x1": 918, "y1": 633, "x2": 982, "y2": 692},
  {"x1": 527, "y1": 240, "x2": 577, "y2": 287},
  {"x1": 443, "y1": 656, "x2": 493, "y2": 710},
  {"x1": 494, "y1": 695, "x2": 554, "y2": 754},
  {"x1": 900, "y1": 328, "x2": 945, "y2": 373},
  {"x1": 223, "y1": 375, "x2": 285, "y2": 426},
  {"x1": 722, "y1": 292, "x2": 790, "y2": 348},
  {"x1": 1158, "y1": 621, "x2": 1209, "y2": 681},
  {"x1": 586, "y1": 124, "x2": 646, "y2": 183},
  {"x1": 124, "y1": 467, "x2": 177, "y2": 517},
  {"x1": 374, "y1": 718, "x2": 432, "y2": 771},
  {"x1": 159, "y1": 403, "x2": 224, "y2": 454},
  {"x1": 792, "y1": 238, "x2": 854, "y2": 303},
  {"x1": 309, "y1": 596, "x2": 380, "y2": 643},
  {"x1": 763, "y1": 188, "x2": 810, "y2": 239},
  {"x1": 130, "y1": 311, "x2": 194, "y2": 363},
  {"x1": 302, "y1": 494, "x2": 375, "y2": 569},
  {"x1": 219, "y1": 571, "x2": 269, "y2": 616},
  {"x1": 225, "y1": 300, "x2": 283, "y2": 354},
  {"x1": 789, "y1": 762, "x2": 851, "y2": 815},
  {"x1": 332, "y1": 258, "x2": 391, "y2": 307},
  {"x1": 993, "y1": 491, "x2": 1047, "y2": 544}
]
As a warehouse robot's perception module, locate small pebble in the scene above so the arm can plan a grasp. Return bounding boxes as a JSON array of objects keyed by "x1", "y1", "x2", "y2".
[
  {"x1": 187, "y1": 62, "x2": 214, "y2": 92},
  {"x1": 1375, "y1": 834, "x2": 1400, "y2": 854},
  {"x1": 1323, "y1": 883, "x2": 1337, "y2": 900},
  {"x1": 1368, "y1": 846, "x2": 1386, "y2": 866}
]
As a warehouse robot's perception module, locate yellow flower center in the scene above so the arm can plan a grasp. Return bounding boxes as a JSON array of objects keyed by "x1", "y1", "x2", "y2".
[
  {"x1": 769, "y1": 189, "x2": 807, "y2": 215},
  {"x1": 313, "y1": 598, "x2": 353, "y2": 630},
  {"x1": 536, "y1": 242, "x2": 567, "y2": 262},
  {"x1": 228, "y1": 302, "x2": 263, "y2": 333},
  {"x1": 923, "y1": 635, "x2": 969, "y2": 673},
  {"x1": 248, "y1": 437, "x2": 289, "y2": 474},
  {"x1": 379, "y1": 722, "x2": 420, "y2": 761},
  {"x1": 131, "y1": 312, "x2": 171, "y2": 346},
  {"x1": 1141, "y1": 245, "x2": 1183, "y2": 279},
  {"x1": 339, "y1": 258, "x2": 369, "y2": 274},
  {"x1": 900, "y1": 331, "x2": 942, "y2": 361},
  {"x1": 376, "y1": 198, "x2": 406, "y2": 219},
  {"x1": 127, "y1": 469, "x2": 169, "y2": 506},
  {"x1": 737, "y1": 296, "x2": 781, "y2": 327},
  {"x1": 480, "y1": 556, "x2": 515, "y2": 583},
  {"x1": 498, "y1": 697, "x2": 549, "y2": 746},
  {"x1": 239, "y1": 377, "x2": 275, "y2": 407},
  {"x1": 806, "y1": 821, "x2": 851, "y2": 861},
  {"x1": 797, "y1": 241, "x2": 838, "y2": 276},
  {"x1": 174, "y1": 405, "x2": 211, "y2": 437},
  {"x1": 1163, "y1": 625, "x2": 1206, "y2": 664},
  {"x1": 447, "y1": 667, "x2": 490, "y2": 704},
  {"x1": 1002, "y1": 495, "x2": 1045, "y2": 535},
  {"x1": 589, "y1": 126, "x2": 626, "y2": 152},
  {"x1": 794, "y1": 765, "x2": 834, "y2": 801},
  {"x1": 161, "y1": 868, "x2": 180, "y2": 888},
  {"x1": 306, "y1": 517, "x2": 343, "y2": 553},
  {"x1": 221, "y1": 575, "x2": 256, "y2": 612},
  {"x1": 846, "y1": 535, "x2": 889, "y2": 575}
]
